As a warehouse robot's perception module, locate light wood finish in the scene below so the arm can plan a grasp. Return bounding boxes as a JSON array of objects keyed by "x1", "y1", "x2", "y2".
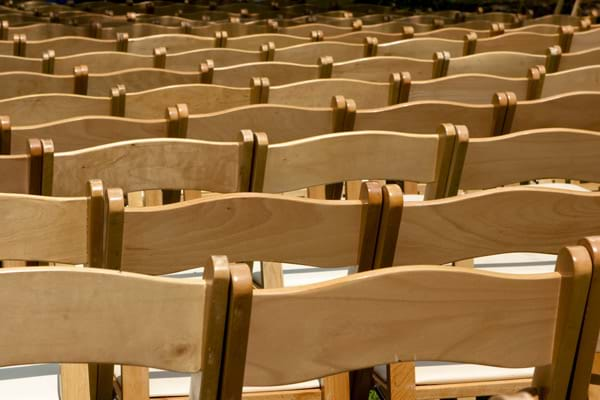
[
  {"x1": 570, "y1": 237, "x2": 600, "y2": 399},
  {"x1": 447, "y1": 51, "x2": 546, "y2": 77},
  {"x1": 0, "y1": 154, "x2": 30, "y2": 193},
  {"x1": 391, "y1": 187, "x2": 600, "y2": 265},
  {"x1": 458, "y1": 128, "x2": 600, "y2": 190},
  {"x1": 0, "y1": 267, "x2": 208, "y2": 370},
  {"x1": 113, "y1": 192, "x2": 374, "y2": 274},
  {"x1": 541, "y1": 64, "x2": 600, "y2": 97},
  {"x1": 0, "y1": 194, "x2": 88, "y2": 263},
  {"x1": 476, "y1": 32, "x2": 559, "y2": 54},
  {"x1": 377, "y1": 37, "x2": 464, "y2": 58},
  {"x1": 559, "y1": 46, "x2": 600, "y2": 71},
  {"x1": 225, "y1": 247, "x2": 589, "y2": 400},
  {"x1": 60, "y1": 364, "x2": 91, "y2": 400},
  {"x1": 354, "y1": 99, "x2": 501, "y2": 137},
  {"x1": 509, "y1": 92, "x2": 600, "y2": 132},
  {"x1": 254, "y1": 131, "x2": 446, "y2": 194},
  {"x1": 51, "y1": 137, "x2": 253, "y2": 196}
]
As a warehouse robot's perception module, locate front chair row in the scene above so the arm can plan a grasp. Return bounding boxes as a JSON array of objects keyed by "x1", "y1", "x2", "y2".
[{"x1": 1, "y1": 238, "x2": 599, "y2": 400}]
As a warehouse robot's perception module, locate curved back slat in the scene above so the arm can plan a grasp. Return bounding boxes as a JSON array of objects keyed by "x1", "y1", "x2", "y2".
[
  {"x1": 245, "y1": 266, "x2": 561, "y2": 385},
  {"x1": 121, "y1": 194, "x2": 365, "y2": 274},
  {"x1": 393, "y1": 188, "x2": 600, "y2": 265},
  {"x1": 0, "y1": 267, "x2": 206, "y2": 372},
  {"x1": 52, "y1": 138, "x2": 251, "y2": 196},
  {"x1": 460, "y1": 129, "x2": 600, "y2": 189}
]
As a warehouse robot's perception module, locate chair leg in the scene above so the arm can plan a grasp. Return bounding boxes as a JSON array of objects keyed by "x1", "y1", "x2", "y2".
[
  {"x1": 388, "y1": 362, "x2": 416, "y2": 400},
  {"x1": 261, "y1": 262, "x2": 284, "y2": 288},
  {"x1": 345, "y1": 180, "x2": 363, "y2": 200},
  {"x1": 60, "y1": 363, "x2": 91, "y2": 400},
  {"x1": 323, "y1": 373, "x2": 350, "y2": 400},
  {"x1": 121, "y1": 366, "x2": 149, "y2": 400}
]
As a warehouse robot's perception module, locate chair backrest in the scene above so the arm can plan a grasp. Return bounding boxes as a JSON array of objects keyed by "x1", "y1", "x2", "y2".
[
  {"x1": 0, "y1": 179, "x2": 103, "y2": 266},
  {"x1": 449, "y1": 128, "x2": 600, "y2": 194},
  {"x1": 250, "y1": 127, "x2": 458, "y2": 199},
  {"x1": 44, "y1": 135, "x2": 253, "y2": 196},
  {"x1": 104, "y1": 181, "x2": 382, "y2": 275},
  {"x1": 506, "y1": 92, "x2": 600, "y2": 133},
  {"x1": 0, "y1": 263, "x2": 230, "y2": 400},
  {"x1": 379, "y1": 185, "x2": 600, "y2": 266},
  {"x1": 219, "y1": 246, "x2": 592, "y2": 400}
]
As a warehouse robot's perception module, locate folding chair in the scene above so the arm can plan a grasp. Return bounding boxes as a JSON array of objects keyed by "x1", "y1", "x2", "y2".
[
  {"x1": 0, "y1": 263, "x2": 229, "y2": 400},
  {"x1": 220, "y1": 242, "x2": 592, "y2": 400},
  {"x1": 374, "y1": 185, "x2": 600, "y2": 399}
]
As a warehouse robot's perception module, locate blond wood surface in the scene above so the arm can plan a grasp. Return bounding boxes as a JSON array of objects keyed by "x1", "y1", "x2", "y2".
[
  {"x1": 269, "y1": 79, "x2": 390, "y2": 108},
  {"x1": 121, "y1": 194, "x2": 364, "y2": 274},
  {"x1": 60, "y1": 364, "x2": 91, "y2": 400},
  {"x1": 571, "y1": 28, "x2": 600, "y2": 52},
  {"x1": 0, "y1": 194, "x2": 88, "y2": 263},
  {"x1": 476, "y1": 32, "x2": 559, "y2": 54},
  {"x1": 510, "y1": 92, "x2": 600, "y2": 132},
  {"x1": 0, "y1": 267, "x2": 205, "y2": 371},
  {"x1": 332, "y1": 56, "x2": 435, "y2": 81},
  {"x1": 52, "y1": 138, "x2": 249, "y2": 195},
  {"x1": 259, "y1": 131, "x2": 441, "y2": 193},
  {"x1": 559, "y1": 47, "x2": 600, "y2": 71},
  {"x1": 244, "y1": 266, "x2": 560, "y2": 386},
  {"x1": 354, "y1": 101, "x2": 497, "y2": 137},
  {"x1": 0, "y1": 154, "x2": 30, "y2": 193},
  {"x1": 273, "y1": 41, "x2": 365, "y2": 63},
  {"x1": 11, "y1": 117, "x2": 166, "y2": 152},
  {"x1": 322, "y1": 374, "x2": 350, "y2": 400},
  {"x1": 0, "y1": 71, "x2": 72, "y2": 99},
  {"x1": 409, "y1": 73, "x2": 528, "y2": 103},
  {"x1": 120, "y1": 366, "x2": 149, "y2": 400},
  {"x1": 379, "y1": 37, "x2": 464, "y2": 58},
  {"x1": 570, "y1": 237, "x2": 600, "y2": 399},
  {"x1": 541, "y1": 65, "x2": 600, "y2": 97},
  {"x1": 447, "y1": 52, "x2": 546, "y2": 77},
  {"x1": 460, "y1": 128, "x2": 600, "y2": 189},
  {"x1": 532, "y1": 246, "x2": 592, "y2": 400},
  {"x1": 186, "y1": 105, "x2": 335, "y2": 143},
  {"x1": 0, "y1": 94, "x2": 108, "y2": 126},
  {"x1": 210, "y1": 62, "x2": 318, "y2": 86},
  {"x1": 393, "y1": 188, "x2": 600, "y2": 265}
]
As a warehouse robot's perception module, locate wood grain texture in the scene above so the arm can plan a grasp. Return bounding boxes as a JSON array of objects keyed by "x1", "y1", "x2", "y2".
[
  {"x1": 559, "y1": 47, "x2": 600, "y2": 71},
  {"x1": 244, "y1": 266, "x2": 560, "y2": 386},
  {"x1": 260, "y1": 131, "x2": 440, "y2": 193},
  {"x1": 121, "y1": 194, "x2": 364, "y2": 274},
  {"x1": 510, "y1": 92, "x2": 600, "y2": 132},
  {"x1": 476, "y1": 32, "x2": 559, "y2": 54},
  {"x1": 460, "y1": 128, "x2": 600, "y2": 189},
  {"x1": 541, "y1": 65, "x2": 600, "y2": 97},
  {"x1": 354, "y1": 101, "x2": 496, "y2": 137},
  {"x1": 393, "y1": 187, "x2": 600, "y2": 265},
  {"x1": 52, "y1": 138, "x2": 248, "y2": 195},
  {"x1": 332, "y1": 56, "x2": 435, "y2": 81},
  {"x1": 0, "y1": 154, "x2": 30, "y2": 193},
  {"x1": 186, "y1": 104, "x2": 334, "y2": 143},
  {"x1": 379, "y1": 37, "x2": 464, "y2": 58},
  {"x1": 409, "y1": 74, "x2": 528, "y2": 103},
  {"x1": 0, "y1": 267, "x2": 206, "y2": 371},
  {"x1": 447, "y1": 52, "x2": 546, "y2": 77},
  {"x1": 11, "y1": 117, "x2": 166, "y2": 152},
  {"x1": 0, "y1": 194, "x2": 88, "y2": 263}
]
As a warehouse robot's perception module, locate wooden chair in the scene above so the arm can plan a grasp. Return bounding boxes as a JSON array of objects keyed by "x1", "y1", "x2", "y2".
[
  {"x1": 0, "y1": 262, "x2": 229, "y2": 400},
  {"x1": 220, "y1": 242, "x2": 592, "y2": 400},
  {"x1": 446, "y1": 127, "x2": 600, "y2": 196},
  {"x1": 33, "y1": 136, "x2": 253, "y2": 197},
  {"x1": 502, "y1": 91, "x2": 600, "y2": 134},
  {"x1": 102, "y1": 181, "x2": 382, "y2": 400},
  {"x1": 373, "y1": 185, "x2": 600, "y2": 399}
]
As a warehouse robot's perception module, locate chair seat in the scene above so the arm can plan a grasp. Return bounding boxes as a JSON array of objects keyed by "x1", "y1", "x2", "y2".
[
  {"x1": 114, "y1": 367, "x2": 320, "y2": 397},
  {"x1": 0, "y1": 364, "x2": 60, "y2": 400},
  {"x1": 474, "y1": 252, "x2": 557, "y2": 274},
  {"x1": 374, "y1": 362, "x2": 533, "y2": 385},
  {"x1": 252, "y1": 263, "x2": 355, "y2": 287}
]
